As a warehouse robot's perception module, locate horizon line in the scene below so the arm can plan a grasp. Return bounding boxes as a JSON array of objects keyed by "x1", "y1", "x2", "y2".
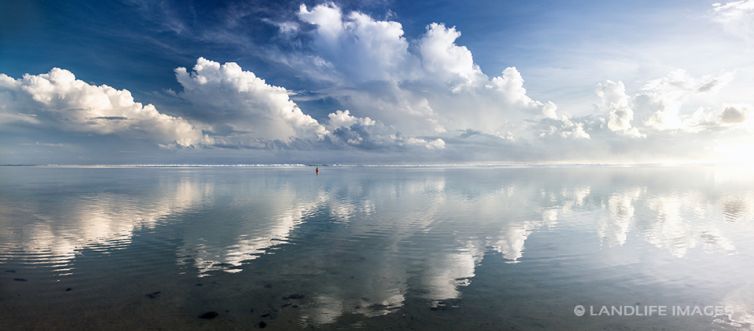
[{"x1": 0, "y1": 161, "x2": 728, "y2": 169}]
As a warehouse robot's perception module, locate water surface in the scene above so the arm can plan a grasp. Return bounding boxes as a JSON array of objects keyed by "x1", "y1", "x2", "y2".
[{"x1": 1, "y1": 166, "x2": 754, "y2": 330}]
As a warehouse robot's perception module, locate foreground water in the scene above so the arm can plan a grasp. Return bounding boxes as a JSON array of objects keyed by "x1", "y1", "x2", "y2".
[{"x1": 1, "y1": 166, "x2": 754, "y2": 330}]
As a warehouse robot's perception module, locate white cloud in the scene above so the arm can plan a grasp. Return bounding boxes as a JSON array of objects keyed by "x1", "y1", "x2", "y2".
[
  {"x1": 0, "y1": 68, "x2": 208, "y2": 147},
  {"x1": 713, "y1": 0, "x2": 754, "y2": 40},
  {"x1": 408, "y1": 137, "x2": 447, "y2": 150},
  {"x1": 537, "y1": 115, "x2": 591, "y2": 140},
  {"x1": 596, "y1": 80, "x2": 643, "y2": 137},
  {"x1": 292, "y1": 3, "x2": 564, "y2": 143},
  {"x1": 175, "y1": 57, "x2": 328, "y2": 144},
  {"x1": 298, "y1": 3, "x2": 344, "y2": 42},
  {"x1": 287, "y1": 4, "x2": 754, "y2": 162},
  {"x1": 326, "y1": 109, "x2": 375, "y2": 129},
  {"x1": 684, "y1": 104, "x2": 751, "y2": 132},
  {"x1": 636, "y1": 70, "x2": 733, "y2": 131},
  {"x1": 170, "y1": 57, "x2": 446, "y2": 151},
  {"x1": 488, "y1": 67, "x2": 541, "y2": 108},
  {"x1": 593, "y1": 70, "x2": 740, "y2": 137},
  {"x1": 542, "y1": 101, "x2": 558, "y2": 120},
  {"x1": 249, "y1": 4, "x2": 754, "y2": 161},
  {"x1": 298, "y1": 3, "x2": 411, "y2": 83},
  {"x1": 418, "y1": 23, "x2": 485, "y2": 91},
  {"x1": 325, "y1": 109, "x2": 445, "y2": 150}
]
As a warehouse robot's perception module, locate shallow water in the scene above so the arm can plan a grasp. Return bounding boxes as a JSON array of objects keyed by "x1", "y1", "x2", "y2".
[{"x1": 1, "y1": 166, "x2": 754, "y2": 330}]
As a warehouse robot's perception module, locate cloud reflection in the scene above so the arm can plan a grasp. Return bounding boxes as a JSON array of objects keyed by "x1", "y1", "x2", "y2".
[
  {"x1": 3, "y1": 167, "x2": 754, "y2": 326},
  {"x1": 176, "y1": 188, "x2": 328, "y2": 276},
  {"x1": 0, "y1": 176, "x2": 211, "y2": 271}
]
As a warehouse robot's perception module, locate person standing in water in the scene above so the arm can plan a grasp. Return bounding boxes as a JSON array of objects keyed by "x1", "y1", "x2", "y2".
[{"x1": 315, "y1": 166, "x2": 319, "y2": 175}]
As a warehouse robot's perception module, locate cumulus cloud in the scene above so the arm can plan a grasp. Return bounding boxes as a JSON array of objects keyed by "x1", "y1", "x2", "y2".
[
  {"x1": 170, "y1": 58, "x2": 446, "y2": 151},
  {"x1": 325, "y1": 110, "x2": 446, "y2": 150},
  {"x1": 592, "y1": 70, "x2": 744, "y2": 138},
  {"x1": 0, "y1": 68, "x2": 208, "y2": 147},
  {"x1": 0, "y1": 57, "x2": 451, "y2": 154},
  {"x1": 271, "y1": 3, "x2": 754, "y2": 162},
  {"x1": 684, "y1": 105, "x2": 751, "y2": 132},
  {"x1": 596, "y1": 80, "x2": 642, "y2": 137},
  {"x1": 292, "y1": 3, "x2": 563, "y2": 142},
  {"x1": 487, "y1": 67, "x2": 542, "y2": 108},
  {"x1": 636, "y1": 70, "x2": 733, "y2": 131},
  {"x1": 418, "y1": 23, "x2": 484, "y2": 91},
  {"x1": 175, "y1": 57, "x2": 327, "y2": 145},
  {"x1": 298, "y1": 3, "x2": 411, "y2": 83},
  {"x1": 327, "y1": 109, "x2": 376, "y2": 129}
]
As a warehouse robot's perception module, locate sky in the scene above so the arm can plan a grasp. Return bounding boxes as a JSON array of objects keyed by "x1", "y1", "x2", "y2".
[{"x1": 1, "y1": 0, "x2": 753, "y2": 164}]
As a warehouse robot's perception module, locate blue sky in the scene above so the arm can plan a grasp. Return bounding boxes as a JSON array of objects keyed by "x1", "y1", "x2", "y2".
[{"x1": 1, "y1": 0, "x2": 753, "y2": 164}]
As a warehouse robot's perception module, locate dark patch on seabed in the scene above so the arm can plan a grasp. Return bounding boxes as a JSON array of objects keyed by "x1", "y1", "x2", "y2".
[{"x1": 198, "y1": 311, "x2": 218, "y2": 319}]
